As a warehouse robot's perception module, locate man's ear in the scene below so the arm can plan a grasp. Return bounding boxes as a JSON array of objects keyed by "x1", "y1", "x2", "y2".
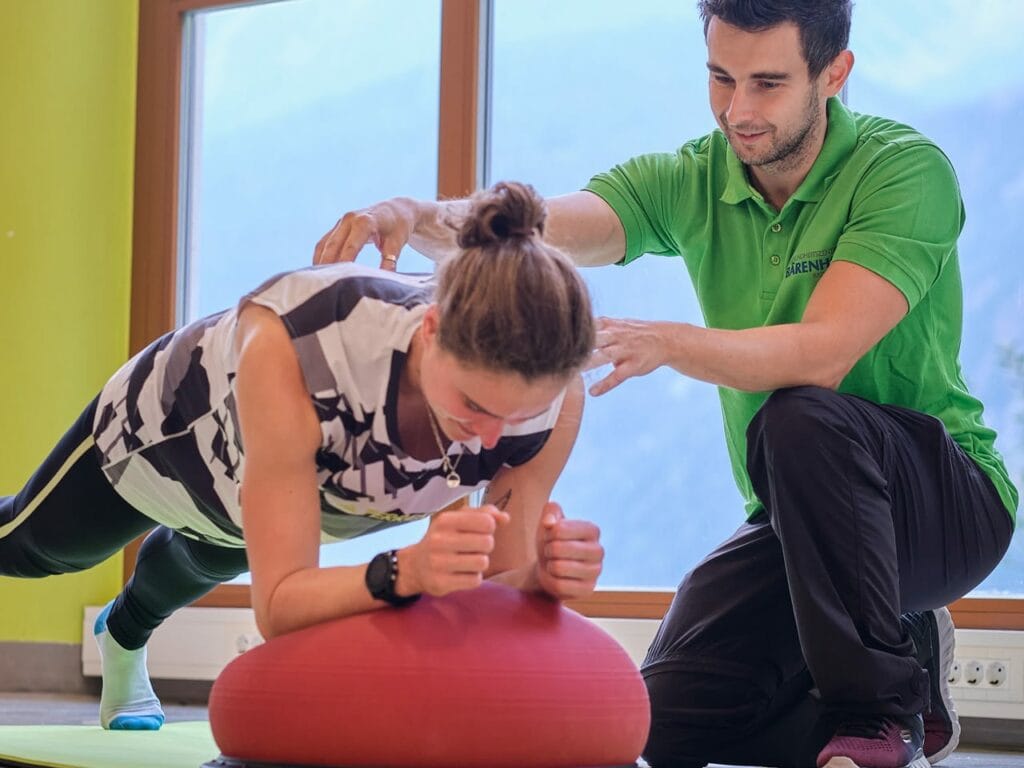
[{"x1": 823, "y1": 49, "x2": 854, "y2": 97}]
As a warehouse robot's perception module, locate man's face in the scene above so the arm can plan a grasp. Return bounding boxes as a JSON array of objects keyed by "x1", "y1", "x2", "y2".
[{"x1": 706, "y1": 18, "x2": 826, "y2": 172}]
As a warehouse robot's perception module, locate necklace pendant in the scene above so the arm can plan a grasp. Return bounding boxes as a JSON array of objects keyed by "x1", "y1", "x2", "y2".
[{"x1": 446, "y1": 472, "x2": 461, "y2": 489}]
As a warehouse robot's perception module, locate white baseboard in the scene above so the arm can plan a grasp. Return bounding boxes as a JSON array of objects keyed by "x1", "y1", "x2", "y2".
[
  {"x1": 83, "y1": 607, "x2": 1024, "y2": 720},
  {"x1": 949, "y1": 628, "x2": 1024, "y2": 719},
  {"x1": 83, "y1": 605, "x2": 262, "y2": 682}
]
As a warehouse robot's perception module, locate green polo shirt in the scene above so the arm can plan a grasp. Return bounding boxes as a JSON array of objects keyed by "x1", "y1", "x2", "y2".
[{"x1": 585, "y1": 97, "x2": 1018, "y2": 522}]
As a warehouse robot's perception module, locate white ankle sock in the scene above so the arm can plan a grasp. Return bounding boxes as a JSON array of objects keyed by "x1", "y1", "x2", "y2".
[{"x1": 94, "y1": 603, "x2": 165, "y2": 730}]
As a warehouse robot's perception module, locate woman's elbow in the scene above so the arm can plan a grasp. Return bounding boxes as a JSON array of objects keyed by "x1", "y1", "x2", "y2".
[
  {"x1": 253, "y1": 609, "x2": 275, "y2": 641},
  {"x1": 252, "y1": 599, "x2": 288, "y2": 641}
]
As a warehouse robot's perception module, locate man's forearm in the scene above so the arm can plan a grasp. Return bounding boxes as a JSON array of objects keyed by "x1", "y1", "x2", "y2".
[
  {"x1": 662, "y1": 321, "x2": 850, "y2": 393},
  {"x1": 402, "y1": 197, "x2": 470, "y2": 262},
  {"x1": 402, "y1": 190, "x2": 625, "y2": 267}
]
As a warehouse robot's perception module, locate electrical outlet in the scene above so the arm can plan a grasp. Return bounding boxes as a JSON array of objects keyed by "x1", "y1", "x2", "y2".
[
  {"x1": 950, "y1": 654, "x2": 1016, "y2": 699},
  {"x1": 986, "y1": 661, "x2": 1009, "y2": 687},
  {"x1": 946, "y1": 659, "x2": 961, "y2": 685},
  {"x1": 954, "y1": 658, "x2": 1009, "y2": 687},
  {"x1": 235, "y1": 632, "x2": 264, "y2": 654},
  {"x1": 947, "y1": 629, "x2": 1024, "y2": 719},
  {"x1": 961, "y1": 659, "x2": 985, "y2": 685}
]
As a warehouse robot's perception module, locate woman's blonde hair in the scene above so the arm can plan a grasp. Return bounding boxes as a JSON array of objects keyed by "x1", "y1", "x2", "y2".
[{"x1": 435, "y1": 181, "x2": 595, "y2": 381}]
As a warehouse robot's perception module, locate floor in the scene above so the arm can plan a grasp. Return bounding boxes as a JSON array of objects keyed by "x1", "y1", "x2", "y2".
[
  {"x1": 0, "y1": 693, "x2": 1022, "y2": 767},
  {"x1": 0, "y1": 692, "x2": 207, "y2": 727}
]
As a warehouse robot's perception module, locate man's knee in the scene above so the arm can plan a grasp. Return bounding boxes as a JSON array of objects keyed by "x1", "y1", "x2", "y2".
[
  {"x1": 747, "y1": 386, "x2": 842, "y2": 451},
  {"x1": 643, "y1": 670, "x2": 709, "y2": 768},
  {"x1": 643, "y1": 725, "x2": 706, "y2": 768},
  {"x1": 745, "y1": 386, "x2": 852, "y2": 496},
  {"x1": 641, "y1": 660, "x2": 771, "y2": 766}
]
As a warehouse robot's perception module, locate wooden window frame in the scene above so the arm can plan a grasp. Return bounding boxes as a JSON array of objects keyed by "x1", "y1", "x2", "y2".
[{"x1": 130, "y1": 0, "x2": 1022, "y2": 628}]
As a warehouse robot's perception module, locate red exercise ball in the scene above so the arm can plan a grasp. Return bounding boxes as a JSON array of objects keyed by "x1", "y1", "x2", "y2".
[{"x1": 208, "y1": 581, "x2": 650, "y2": 768}]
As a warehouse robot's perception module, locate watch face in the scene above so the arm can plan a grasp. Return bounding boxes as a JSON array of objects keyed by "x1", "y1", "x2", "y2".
[
  {"x1": 366, "y1": 552, "x2": 393, "y2": 600},
  {"x1": 365, "y1": 550, "x2": 421, "y2": 607}
]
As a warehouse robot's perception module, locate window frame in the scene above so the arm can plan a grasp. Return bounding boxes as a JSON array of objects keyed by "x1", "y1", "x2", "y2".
[{"x1": 129, "y1": 0, "x2": 1022, "y2": 628}]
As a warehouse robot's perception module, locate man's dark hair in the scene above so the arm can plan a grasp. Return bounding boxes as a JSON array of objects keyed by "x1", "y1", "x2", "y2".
[{"x1": 698, "y1": 0, "x2": 852, "y2": 77}]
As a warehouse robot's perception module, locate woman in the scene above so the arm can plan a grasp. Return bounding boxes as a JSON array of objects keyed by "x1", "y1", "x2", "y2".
[{"x1": 0, "y1": 181, "x2": 603, "y2": 730}]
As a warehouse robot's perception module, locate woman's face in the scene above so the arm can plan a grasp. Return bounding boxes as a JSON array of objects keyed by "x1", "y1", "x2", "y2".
[
  {"x1": 422, "y1": 349, "x2": 566, "y2": 449},
  {"x1": 418, "y1": 312, "x2": 567, "y2": 449}
]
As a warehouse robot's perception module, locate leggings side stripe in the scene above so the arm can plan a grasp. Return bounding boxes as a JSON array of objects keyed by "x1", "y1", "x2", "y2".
[{"x1": 0, "y1": 436, "x2": 96, "y2": 539}]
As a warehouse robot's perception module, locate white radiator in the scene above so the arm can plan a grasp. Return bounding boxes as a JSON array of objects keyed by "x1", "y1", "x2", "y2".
[
  {"x1": 82, "y1": 605, "x2": 262, "y2": 682},
  {"x1": 83, "y1": 607, "x2": 1024, "y2": 720}
]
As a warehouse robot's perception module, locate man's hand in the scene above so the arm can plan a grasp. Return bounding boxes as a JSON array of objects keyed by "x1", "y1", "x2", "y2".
[
  {"x1": 399, "y1": 506, "x2": 510, "y2": 597},
  {"x1": 587, "y1": 316, "x2": 671, "y2": 396},
  {"x1": 534, "y1": 502, "x2": 603, "y2": 600},
  {"x1": 313, "y1": 199, "x2": 415, "y2": 269}
]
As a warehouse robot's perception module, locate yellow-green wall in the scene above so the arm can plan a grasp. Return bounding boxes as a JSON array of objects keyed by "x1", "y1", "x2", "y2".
[{"x1": 0, "y1": 0, "x2": 139, "y2": 643}]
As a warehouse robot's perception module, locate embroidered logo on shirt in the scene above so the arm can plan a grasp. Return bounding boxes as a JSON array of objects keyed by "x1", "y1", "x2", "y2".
[{"x1": 784, "y1": 248, "x2": 835, "y2": 279}]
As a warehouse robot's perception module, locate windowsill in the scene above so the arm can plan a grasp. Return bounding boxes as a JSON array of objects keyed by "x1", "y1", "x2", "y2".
[{"x1": 189, "y1": 582, "x2": 1024, "y2": 628}]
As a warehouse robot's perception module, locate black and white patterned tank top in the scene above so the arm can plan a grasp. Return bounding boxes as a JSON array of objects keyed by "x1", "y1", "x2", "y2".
[{"x1": 92, "y1": 264, "x2": 562, "y2": 547}]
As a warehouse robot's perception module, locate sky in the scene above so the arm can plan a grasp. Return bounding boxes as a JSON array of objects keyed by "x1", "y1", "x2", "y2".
[
  {"x1": 190, "y1": 0, "x2": 1024, "y2": 591},
  {"x1": 196, "y1": 0, "x2": 1024, "y2": 130},
  {"x1": 851, "y1": 0, "x2": 1024, "y2": 106}
]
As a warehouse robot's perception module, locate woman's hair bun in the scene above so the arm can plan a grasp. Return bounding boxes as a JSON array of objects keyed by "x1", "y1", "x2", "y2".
[
  {"x1": 436, "y1": 179, "x2": 595, "y2": 380},
  {"x1": 456, "y1": 181, "x2": 547, "y2": 250}
]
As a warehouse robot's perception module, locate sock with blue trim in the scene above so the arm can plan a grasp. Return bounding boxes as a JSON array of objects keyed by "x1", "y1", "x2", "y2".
[{"x1": 94, "y1": 601, "x2": 165, "y2": 730}]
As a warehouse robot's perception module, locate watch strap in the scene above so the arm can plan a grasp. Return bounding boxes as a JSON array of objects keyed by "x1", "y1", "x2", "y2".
[{"x1": 367, "y1": 549, "x2": 421, "y2": 607}]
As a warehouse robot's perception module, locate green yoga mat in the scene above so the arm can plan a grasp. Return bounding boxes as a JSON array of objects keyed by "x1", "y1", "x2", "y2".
[
  {"x1": 0, "y1": 724, "x2": 642, "y2": 768},
  {"x1": 0, "y1": 722, "x2": 219, "y2": 768}
]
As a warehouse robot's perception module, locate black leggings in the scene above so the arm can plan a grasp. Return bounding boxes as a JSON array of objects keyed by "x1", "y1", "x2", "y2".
[
  {"x1": 0, "y1": 398, "x2": 249, "y2": 650},
  {"x1": 641, "y1": 386, "x2": 1014, "y2": 768}
]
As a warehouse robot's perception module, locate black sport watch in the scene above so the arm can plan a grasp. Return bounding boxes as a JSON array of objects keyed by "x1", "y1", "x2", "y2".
[{"x1": 365, "y1": 550, "x2": 421, "y2": 607}]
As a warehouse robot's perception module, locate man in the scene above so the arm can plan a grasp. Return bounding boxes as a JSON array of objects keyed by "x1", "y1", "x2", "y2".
[{"x1": 313, "y1": 2, "x2": 1017, "y2": 767}]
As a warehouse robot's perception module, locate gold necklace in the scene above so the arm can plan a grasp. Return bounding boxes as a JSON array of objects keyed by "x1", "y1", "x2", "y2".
[{"x1": 425, "y1": 405, "x2": 463, "y2": 488}]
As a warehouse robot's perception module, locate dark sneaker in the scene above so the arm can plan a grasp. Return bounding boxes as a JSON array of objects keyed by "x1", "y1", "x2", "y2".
[
  {"x1": 816, "y1": 714, "x2": 928, "y2": 768},
  {"x1": 903, "y1": 608, "x2": 960, "y2": 764}
]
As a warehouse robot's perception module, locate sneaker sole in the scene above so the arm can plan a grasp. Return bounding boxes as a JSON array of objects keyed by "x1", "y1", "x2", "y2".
[
  {"x1": 927, "y1": 607, "x2": 960, "y2": 765},
  {"x1": 822, "y1": 757, "x2": 931, "y2": 768}
]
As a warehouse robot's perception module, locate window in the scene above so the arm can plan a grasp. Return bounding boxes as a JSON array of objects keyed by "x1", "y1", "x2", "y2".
[
  {"x1": 182, "y1": 0, "x2": 442, "y2": 319},
  {"x1": 179, "y1": 0, "x2": 441, "y2": 568},
  {"x1": 490, "y1": 0, "x2": 744, "y2": 588},
  {"x1": 489, "y1": 0, "x2": 1023, "y2": 596},
  {"x1": 846, "y1": 1, "x2": 1024, "y2": 595},
  {"x1": 134, "y1": 0, "x2": 1022, "y2": 624}
]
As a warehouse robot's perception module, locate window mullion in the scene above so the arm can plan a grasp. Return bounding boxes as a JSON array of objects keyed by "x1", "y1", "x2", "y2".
[{"x1": 438, "y1": 0, "x2": 487, "y2": 198}]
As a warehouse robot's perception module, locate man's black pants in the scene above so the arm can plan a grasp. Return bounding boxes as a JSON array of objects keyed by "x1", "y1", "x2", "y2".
[{"x1": 642, "y1": 386, "x2": 1014, "y2": 768}]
